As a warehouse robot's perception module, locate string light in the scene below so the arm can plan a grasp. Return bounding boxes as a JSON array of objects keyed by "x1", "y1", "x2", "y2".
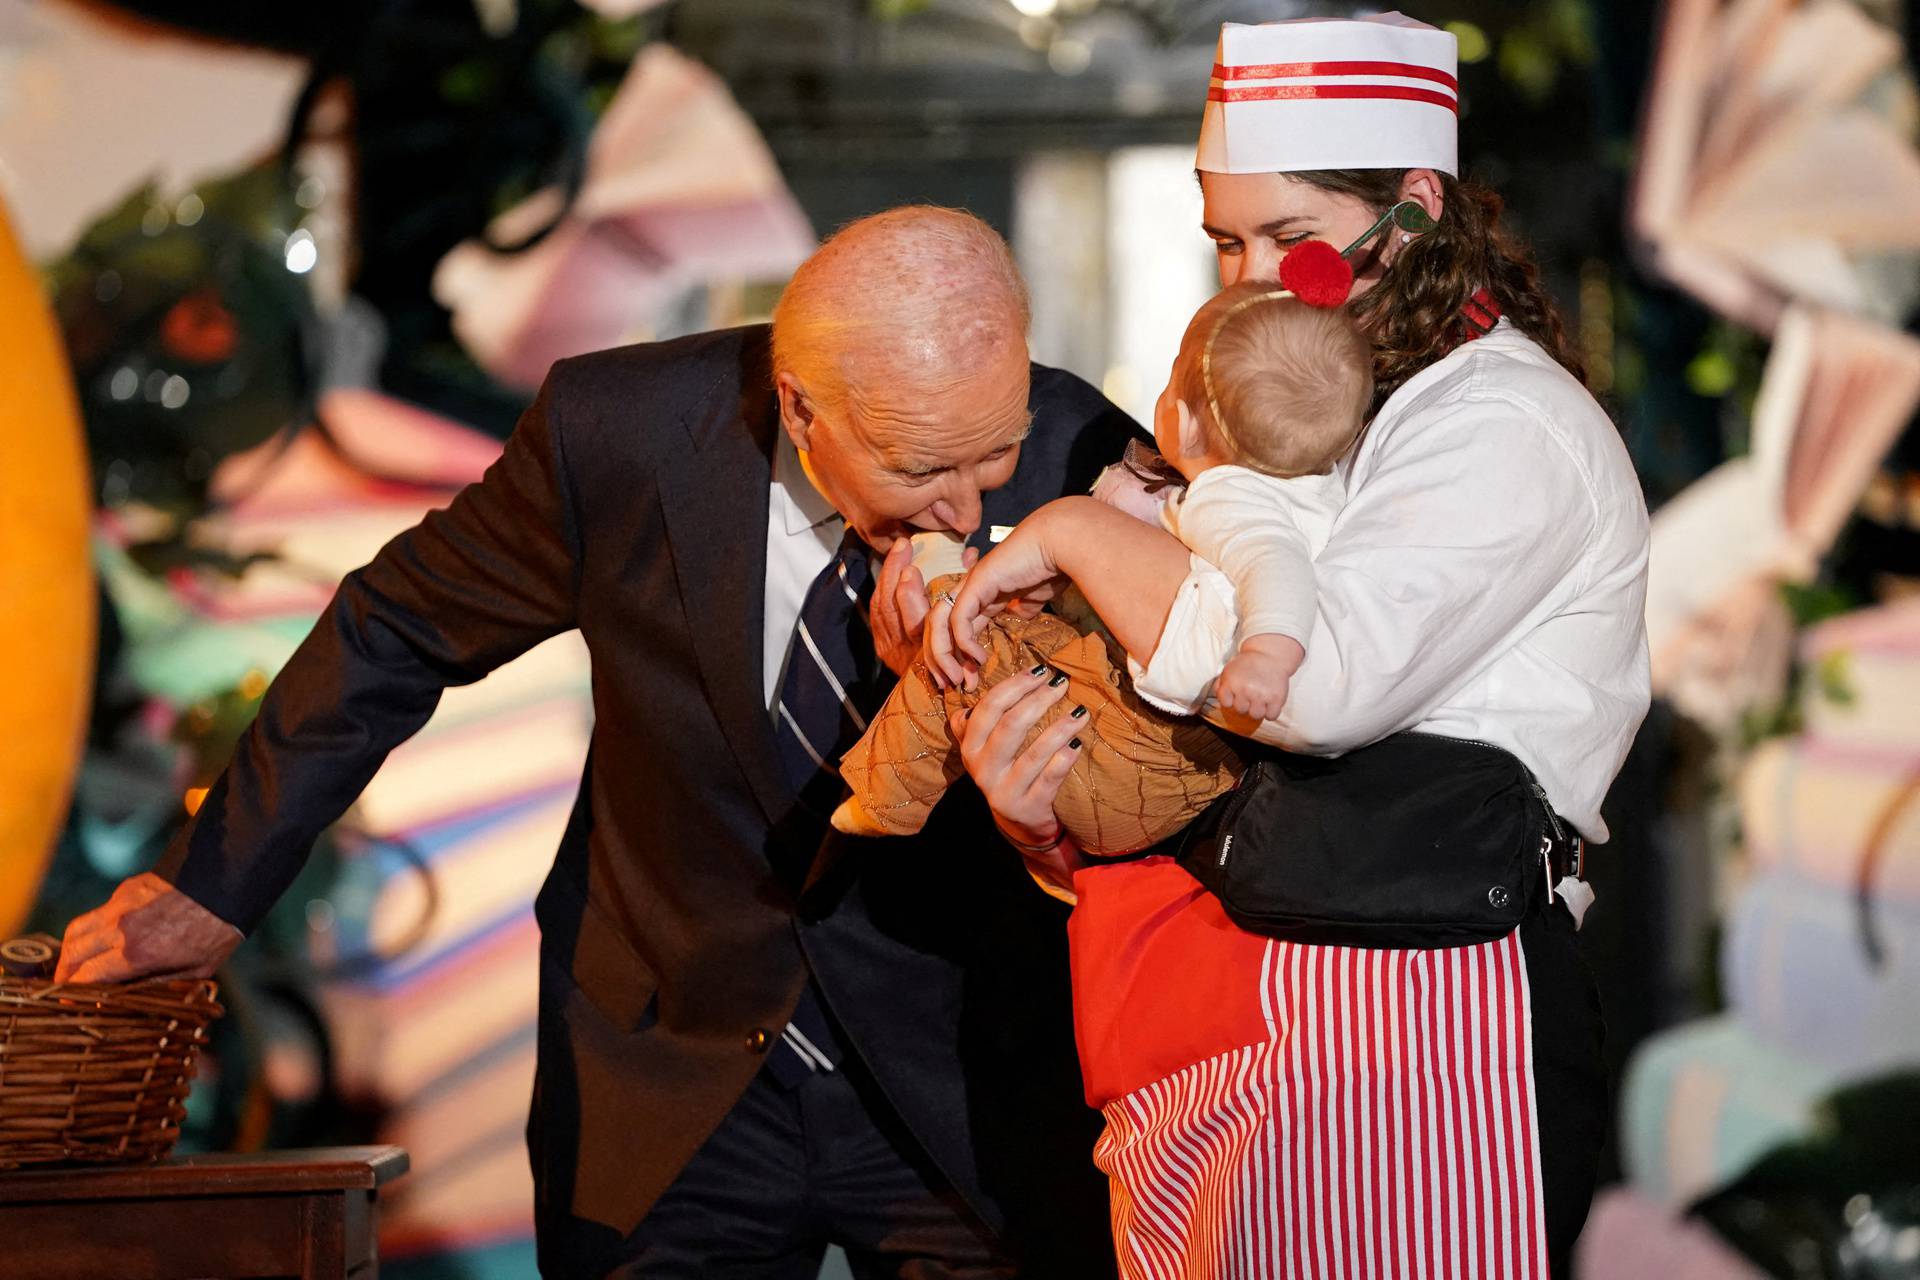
[{"x1": 284, "y1": 230, "x2": 318, "y2": 275}]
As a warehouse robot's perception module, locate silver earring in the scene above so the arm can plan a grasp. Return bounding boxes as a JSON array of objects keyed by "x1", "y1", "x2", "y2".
[{"x1": 1400, "y1": 232, "x2": 1413, "y2": 244}]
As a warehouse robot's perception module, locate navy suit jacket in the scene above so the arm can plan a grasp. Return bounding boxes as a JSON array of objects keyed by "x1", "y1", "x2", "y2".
[{"x1": 160, "y1": 324, "x2": 1139, "y2": 1273}]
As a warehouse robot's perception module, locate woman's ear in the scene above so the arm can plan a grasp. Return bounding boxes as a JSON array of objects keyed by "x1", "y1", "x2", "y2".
[
  {"x1": 775, "y1": 370, "x2": 816, "y2": 452},
  {"x1": 1399, "y1": 168, "x2": 1445, "y2": 227}
]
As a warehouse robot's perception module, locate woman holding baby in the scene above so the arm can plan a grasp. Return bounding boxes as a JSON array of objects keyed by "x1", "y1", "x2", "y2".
[{"x1": 935, "y1": 15, "x2": 1650, "y2": 1280}]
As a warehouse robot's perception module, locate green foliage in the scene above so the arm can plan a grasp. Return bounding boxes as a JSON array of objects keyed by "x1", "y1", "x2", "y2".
[
  {"x1": 1678, "y1": 321, "x2": 1771, "y2": 462},
  {"x1": 1684, "y1": 320, "x2": 1767, "y2": 409},
  {"x1": 41, "y1": 159, "x2": 319, "y2": 517},
  {"x1": 1444, "y1": 21, "x2": 1491, "y2": 65},
  {"x1": 1781, "y1": 581, "x2": 1859, "y2": 632},
  {"x1": 588, "y1": 15, "x2": 649, "y2": 63},
  {"x1": 1812, "y1": 651, "x2": 1857, "y2": 709},
  {"x1": 1496, "y1": 31, "x2": 1559, "y2": 103},
  {"x1": 42, "y1": 163, "x2": 305, "y2": 299},
  {"x1": 1612, "y1": 342, "x2": 1648, "y2": 398},
  {"x1": 1738, "y1": 581, "x2": 1861, "y2": 748},
  {"x1": 438, "y1": 60, "x2": 498, "y2": 105},
  {"x1": 1685, "y1": 347, "x2": 1740, "y2": 398},
  {"x1": 1739, "y1": 698, "x2": 1799, "y2": 751},
  {"x1": 585, "y1": 82, "x2": 620, "y2": 118},
  {"x1": 1494, "y1": 0, "x2": 1597, "y2": 105}
]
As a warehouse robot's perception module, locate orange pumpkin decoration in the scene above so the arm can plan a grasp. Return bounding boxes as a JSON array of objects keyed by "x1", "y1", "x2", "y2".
[{"x1": 0, "y1": 200, "x2": 95, "y2": 935}]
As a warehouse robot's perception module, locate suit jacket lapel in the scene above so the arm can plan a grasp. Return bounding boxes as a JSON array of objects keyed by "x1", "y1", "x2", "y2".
[{"x1": 656, "y1": 339, "x2": 794, "y2": 828}]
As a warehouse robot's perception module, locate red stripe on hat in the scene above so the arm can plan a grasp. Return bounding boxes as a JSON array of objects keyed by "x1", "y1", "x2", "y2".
[
  {"x1": 1207, "y1": 83, "x2": 1459, "y2": 114},
  {"x1": 1212, "y1": 59, "x2": 1459, "y2": 91}
]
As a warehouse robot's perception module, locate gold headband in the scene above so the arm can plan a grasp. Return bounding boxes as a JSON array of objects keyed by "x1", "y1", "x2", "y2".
[{"x1": 1196, "y1": 289, "x2": 1370, "y2": 479}]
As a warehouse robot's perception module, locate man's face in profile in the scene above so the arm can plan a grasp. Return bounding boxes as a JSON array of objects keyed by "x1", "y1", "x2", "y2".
[{"x1": 784, "y1": 338, "x2": 1033, "y2": 550}]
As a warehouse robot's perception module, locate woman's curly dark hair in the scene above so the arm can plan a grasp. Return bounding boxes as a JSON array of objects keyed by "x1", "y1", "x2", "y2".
[{"x1": 1287, "y1": 169, "x2": 1586, "y2": 417}]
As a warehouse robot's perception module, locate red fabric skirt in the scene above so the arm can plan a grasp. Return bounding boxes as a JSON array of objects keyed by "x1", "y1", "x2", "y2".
[{"x1": 1069, "y1": 856, "x2": 1550, "y2": 1280}]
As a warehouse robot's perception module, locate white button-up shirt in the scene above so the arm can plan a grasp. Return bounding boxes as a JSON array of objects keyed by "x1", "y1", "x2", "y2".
[
  {"x1": 763, "y1": 432, "x2": 846, "y2": 712},
  {"x1": 1132, "y1": 321, "x2": 1651, "y2": 841}
]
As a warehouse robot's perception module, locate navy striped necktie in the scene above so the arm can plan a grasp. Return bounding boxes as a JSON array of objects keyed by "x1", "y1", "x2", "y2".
[
  {"x1": 767, "y1": 526, "x2": 885, "y2": 1088},
  {"x1": 773, "y1": 526, "x2": 885, "y2": 814}
]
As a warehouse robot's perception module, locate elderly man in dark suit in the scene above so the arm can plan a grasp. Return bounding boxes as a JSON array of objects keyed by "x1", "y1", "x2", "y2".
[{"x1": 57, "y1": 207, "x2": 1135, "y2": 1277}]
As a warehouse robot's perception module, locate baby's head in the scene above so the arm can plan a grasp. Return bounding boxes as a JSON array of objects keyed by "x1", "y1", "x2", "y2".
[{"x1": 1155, "y1": 282, "x2": 1373, "y2": 481}]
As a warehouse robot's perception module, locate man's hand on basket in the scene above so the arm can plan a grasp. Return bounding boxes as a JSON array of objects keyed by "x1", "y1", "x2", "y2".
[{"x1": 54, "y1": 873, "x2": 242, "y2": 984}]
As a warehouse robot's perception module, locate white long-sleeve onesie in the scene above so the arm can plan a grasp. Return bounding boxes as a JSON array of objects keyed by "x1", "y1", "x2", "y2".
[{"x1": 1155, "y1": 464, "x2": 1344, "y2": 699}]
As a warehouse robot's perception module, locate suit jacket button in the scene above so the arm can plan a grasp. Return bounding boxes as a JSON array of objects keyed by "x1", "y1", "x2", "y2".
[{"x1": 745, "y1": 1028, "x2": 772, "y2": 1054}]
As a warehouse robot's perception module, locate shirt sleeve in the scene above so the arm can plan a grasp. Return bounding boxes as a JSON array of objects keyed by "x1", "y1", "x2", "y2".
[
  {"x1": 1133, "y1": 398, "x2": 1597, "y2": 752},
  {"x1": 1166, "y1": 471, "x2": 1317, "y2": 647}
]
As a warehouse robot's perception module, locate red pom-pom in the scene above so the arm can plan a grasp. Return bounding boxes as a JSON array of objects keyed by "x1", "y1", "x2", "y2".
[{"x1": 1277, "y1": 240, "x2": 1354, "y2": 308}]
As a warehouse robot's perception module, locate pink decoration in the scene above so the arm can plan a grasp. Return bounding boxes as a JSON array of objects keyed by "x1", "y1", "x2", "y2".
[{"x1": 434, "y1": 45, "x2": 816, "y2": 390}]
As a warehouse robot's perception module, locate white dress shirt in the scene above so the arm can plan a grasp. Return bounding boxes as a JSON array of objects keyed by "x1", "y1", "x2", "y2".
[
  {"x1": 1158, "y1": 465, "x2": 1343, "y2": 654},
  {"x1": 1131, "y1": 321, "x2": 1651, "y2": 841},
  {"x1": 763, "y1": 432, "x2": 847, "y2": 711}
]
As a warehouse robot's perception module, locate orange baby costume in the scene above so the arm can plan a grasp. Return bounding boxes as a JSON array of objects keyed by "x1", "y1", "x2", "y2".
[{"x1": 831, "y1": 519, "x2": 1242, "y2": 855}]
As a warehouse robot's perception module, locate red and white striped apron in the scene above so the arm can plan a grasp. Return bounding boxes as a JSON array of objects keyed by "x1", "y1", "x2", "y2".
[{"x1": 1071, "y1": 857, "x2": 1550, "y2": 1280}]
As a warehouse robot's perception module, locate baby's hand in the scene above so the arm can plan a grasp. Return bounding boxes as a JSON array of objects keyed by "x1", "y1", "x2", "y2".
[
  {"x1": 934, "y1": 509, "x2": 1071, "y2": 690},
  {"x1": 1213, "y1": 634, "x2": 1306, "y2": 723}
]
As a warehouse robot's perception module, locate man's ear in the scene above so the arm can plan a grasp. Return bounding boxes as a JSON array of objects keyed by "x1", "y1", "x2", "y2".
[{"x1": 775, "y1": 370, "x2": 817, "y2": 452}]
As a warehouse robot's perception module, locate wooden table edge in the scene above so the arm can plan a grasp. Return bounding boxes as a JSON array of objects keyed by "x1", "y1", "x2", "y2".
[{"x1": 0, "y1": 1146, "x2": 409, "y2": 1203}]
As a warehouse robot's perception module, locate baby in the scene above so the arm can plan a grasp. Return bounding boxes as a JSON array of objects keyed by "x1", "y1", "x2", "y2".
[
  {"x1": 1145, "y1": 256, "x2": 1373, "y2": 720},
  {"x1": 832, "y1": 513, "x2": 1245, "y2": 855},
  {"x1": 832, "y1": 245, "x2": 1371, "y2": 853}
]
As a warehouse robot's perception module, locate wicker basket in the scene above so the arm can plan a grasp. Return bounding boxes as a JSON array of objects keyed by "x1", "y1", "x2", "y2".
[{"x1": 0, "y1": 977, "x2": 223, "y2": 1169}]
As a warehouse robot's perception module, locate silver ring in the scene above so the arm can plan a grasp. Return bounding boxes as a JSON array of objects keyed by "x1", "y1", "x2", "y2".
[{"x1": 933, "y1": 590, "x2": 957, "y2": 607}]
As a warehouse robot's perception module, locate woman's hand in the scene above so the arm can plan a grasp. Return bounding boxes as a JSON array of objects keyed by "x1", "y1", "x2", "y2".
[{"x1": 947, "y1": 661, "x2": 1082, "y2": 849}]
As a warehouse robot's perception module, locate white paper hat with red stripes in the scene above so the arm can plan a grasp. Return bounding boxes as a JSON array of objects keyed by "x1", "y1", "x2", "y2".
[{"x1": 1196, "y1": 13, "x2": 1459, "y2": 176}]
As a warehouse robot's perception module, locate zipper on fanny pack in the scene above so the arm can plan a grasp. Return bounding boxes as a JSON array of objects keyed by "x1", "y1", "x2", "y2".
[
  {"x1": 1530, "y1": 781, "x2": 1566, "y2": 844},
  {"x1": 1404, "y1": 732, "x2": 1565, "y2": 840},
  {"x1": 1532, "y1": 782, "x2": 1562, "y2": 905}
]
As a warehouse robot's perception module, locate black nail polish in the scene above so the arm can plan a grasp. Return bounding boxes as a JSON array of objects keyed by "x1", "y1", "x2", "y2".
[
  {"x1": 1069, "y1": 737, "x2": 1083, "y2": 750},
  {"x1": 1048, "y1": 671, "x2": 1069, "y2": 688},
  {"x1": 1029, "y1": 664, "x2": 1048, "y2": 677},
  {"x1": 1070, "y1": 705, "x2": 1087, "y2": 719}
]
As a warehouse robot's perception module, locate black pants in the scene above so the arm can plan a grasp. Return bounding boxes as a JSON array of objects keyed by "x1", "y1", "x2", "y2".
[
  {"x1": 599, "y1": 1062, "x2": 1015, "y2": 1279},
  {"x1": 1522, "y1": 901, "x2": 1611, "y2": 1279}
]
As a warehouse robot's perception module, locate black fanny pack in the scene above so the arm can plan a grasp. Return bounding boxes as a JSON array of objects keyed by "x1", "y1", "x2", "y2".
[{"x1": 1174, "y1": 731, "x2": 1577, "y2": 948}]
